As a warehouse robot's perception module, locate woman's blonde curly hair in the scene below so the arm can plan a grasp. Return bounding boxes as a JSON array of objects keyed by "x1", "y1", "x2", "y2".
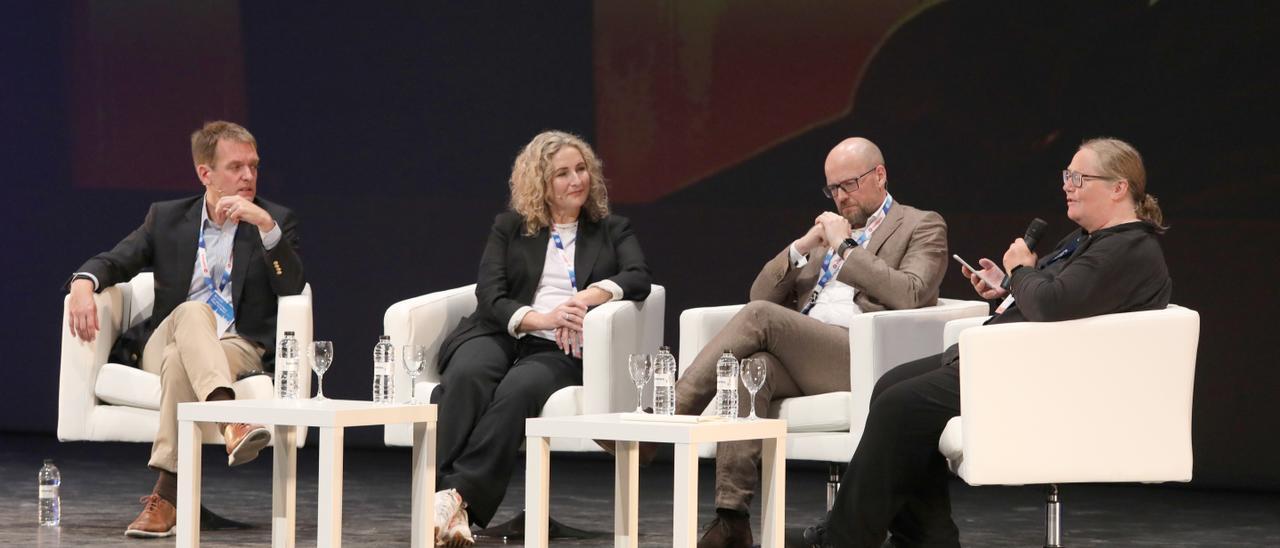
[{"x1": 509, "y1": 131, "x2": 610, "y2": 236}]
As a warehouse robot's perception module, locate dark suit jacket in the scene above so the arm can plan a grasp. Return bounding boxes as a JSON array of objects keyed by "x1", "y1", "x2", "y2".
[
  {"x1": 749, "y1": 202, "x2": 949, "y2": 313},
  {"x1": 71, "y1": 195, "x2": 306, "y2": 367},
  {"x1": 437, "y1": 211, "x2": 652, "y2": 372}
]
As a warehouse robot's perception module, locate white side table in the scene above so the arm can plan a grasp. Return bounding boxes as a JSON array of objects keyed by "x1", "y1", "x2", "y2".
[
  {"x1": 176, "y1": 399, "x2": 437, "y2": 548},
  {"x1": 525, "y1": 414, "x2": 786, "y2": 548}
]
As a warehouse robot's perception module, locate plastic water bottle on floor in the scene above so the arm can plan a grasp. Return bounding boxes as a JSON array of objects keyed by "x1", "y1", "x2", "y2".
[
  {"x1": 38, "y1": 459, "x2": 60, "y2": 526},
  {"x1": 652, "y1": 346, "x2": 677, "y2": 415},
  {"x1": 373, "y1": 335, "x2": 395, "y2": 403},
  {"x1": 715, "y1": 350, "x2": 740, "y2": 420},
  {"x1": 277, "y1": 331, "x2": 300, "y2": 399}
]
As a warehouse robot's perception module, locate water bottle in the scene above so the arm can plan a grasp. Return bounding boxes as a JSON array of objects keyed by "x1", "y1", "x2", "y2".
[
  {"x1": 651, "y1": 346, "x2": 677, "y2": 415},
  {"x1": 38, "y1": 459, "x2": 60, "y2": 526},
  {"x1": 715, "y1": 350, "x2": 740, "y2": 420},
  {"x1": 277, "y1": 331, "x2": 300, "y2": 399},
  {"x1": 373, "y1": 335, "x2": 395, "y2": 403}
]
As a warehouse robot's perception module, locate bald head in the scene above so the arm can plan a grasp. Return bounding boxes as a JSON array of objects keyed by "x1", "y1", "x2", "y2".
[{"x1": 825, "y1": 137, "x2": 884, "y2": 175}]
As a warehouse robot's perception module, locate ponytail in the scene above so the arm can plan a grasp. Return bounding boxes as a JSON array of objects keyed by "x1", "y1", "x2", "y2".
[{"x1": 1136, "y1": 193, "x2": 1167, "y2": 234}]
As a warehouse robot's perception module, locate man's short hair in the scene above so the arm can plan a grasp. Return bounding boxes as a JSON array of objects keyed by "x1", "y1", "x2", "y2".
[{"x1": 191, "y1": 121, "x2": 257, "y2": 167}]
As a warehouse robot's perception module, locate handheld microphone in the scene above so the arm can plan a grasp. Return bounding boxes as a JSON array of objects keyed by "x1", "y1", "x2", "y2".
[{"x1": 1000, "y1": 218, "x2": 1048, "y2": 290}]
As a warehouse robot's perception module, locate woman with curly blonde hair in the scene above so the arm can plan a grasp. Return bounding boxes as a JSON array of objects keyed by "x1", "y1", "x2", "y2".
[{"x1": 428, "y1": 130, "x2": 651, "y2": 545}]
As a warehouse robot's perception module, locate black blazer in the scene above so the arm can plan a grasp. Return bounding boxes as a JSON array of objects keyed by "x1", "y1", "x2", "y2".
[
  {"x1": 71, "y1": 195, "x2": 306, "y2": 366},
  {"x1": 438, "y1": 211, "x2": 652, "y2": 371}
]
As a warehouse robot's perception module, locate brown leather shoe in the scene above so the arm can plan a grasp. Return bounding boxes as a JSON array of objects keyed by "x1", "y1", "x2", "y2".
[
  {"x1": 592, "y1": 439, "x2": 659, "y2": 466},
  {"x1": 125, "y1": 494, "x2": 176, "y2": 538},
  {"x1": 696, "y1": 510, "x2": 753, "y2": 548},
  {"x1": 225, "y1": 423, "x2": 272, "y2": 466}
]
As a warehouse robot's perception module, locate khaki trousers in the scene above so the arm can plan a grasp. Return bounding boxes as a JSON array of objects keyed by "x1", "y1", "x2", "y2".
[
  {"x1": 140, "y1": 301, "x2": 264, "y2": 473},
  {"x1": 673, "y1": 300, "x2": 851, "y2": 513}
]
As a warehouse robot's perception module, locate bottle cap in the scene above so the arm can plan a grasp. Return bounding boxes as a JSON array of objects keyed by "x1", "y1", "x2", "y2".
[
  {"x1": 44, "y1": 459, "x2": 53, "y2": 465},
  {"x1": 660, "y1": 345, "x2": 671, "y2": 352},
  {"x1": 379, "y1": 335, "x2": 390, "y2": 340},
  {"x1": 284, "y1": 330, "x2": 295, "y2": 336}
]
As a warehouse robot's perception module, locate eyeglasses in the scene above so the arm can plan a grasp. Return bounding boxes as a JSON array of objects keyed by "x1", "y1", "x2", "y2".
[
  {"x1": 823, "y1": 166, "x2": 878, "y2": 198},
  {"x1": 1062, "y1": 169, "x2": 1115, "y2": 188}
]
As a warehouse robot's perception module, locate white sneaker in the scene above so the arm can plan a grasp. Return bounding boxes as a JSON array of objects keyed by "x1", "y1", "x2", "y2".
[{"x1": 434, "y1": 489, "x2": 475, "y2": 546}]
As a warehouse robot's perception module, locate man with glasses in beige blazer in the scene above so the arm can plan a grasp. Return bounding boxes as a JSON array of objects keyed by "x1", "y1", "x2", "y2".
[{"x1": 607, "y1": 137, "x2": 948, "y2": 548}]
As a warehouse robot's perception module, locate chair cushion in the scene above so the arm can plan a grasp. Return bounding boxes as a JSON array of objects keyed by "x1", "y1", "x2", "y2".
[
  {"x1": 95, "y1": 363, "x2": 275, "y2": 410},
  {"x1": 938, "y1": 416, "x2": 964, "y2": 473},
  {"x1": 95, "y1": 364, "x2": 162, "y2": 410},
  {"x1": 771, "y1": 391, "x2": 853, "y2": 432}
]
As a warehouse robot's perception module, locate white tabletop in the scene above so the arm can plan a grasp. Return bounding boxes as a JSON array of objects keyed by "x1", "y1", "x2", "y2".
[
  {"x1": 526, "y1": 413, "x2": 785, "y2": 444},
  {"x1": 177, "y1": 399, "x2": 436, "y2": 428}
]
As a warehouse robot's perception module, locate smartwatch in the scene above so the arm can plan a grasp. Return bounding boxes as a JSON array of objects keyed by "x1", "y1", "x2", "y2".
[{"x1": 836, "y1": 237, "x2": 858, "y2": 258}]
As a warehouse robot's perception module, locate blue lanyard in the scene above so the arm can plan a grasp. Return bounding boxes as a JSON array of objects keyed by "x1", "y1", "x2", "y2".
[
  {"x1": 801, "y1": 249, "x2": 839, "y2": 314},
  {"x1": 197, "y1": 223, "x2": 233, "y2": 294},
  {"x1": 550, "y1": 229, "x2": 577, "y2": 290}
]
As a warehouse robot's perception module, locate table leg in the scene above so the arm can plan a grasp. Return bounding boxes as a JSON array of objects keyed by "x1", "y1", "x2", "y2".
[
  {"x1": 524, "y1": 435, "x2": 551, "y2": 548},
  {"x1": 760, "y1": 436, "x2": 786, "y2": 548},
  {"x1": 673, "y1": 442, "x2": 698, "y2": 548},
  {"x1": 176, "y1": 419, "x2": 202, "y2": 547},
  {"x1": 318, "y1": 426, "x2": 344, "y2": 548},
  {"x1": 411, "y1": 421, "x2": 436, "y2": 548},
  {"x1": 614, "y1": 441, "x2": 639, "y2": 548},
  {"x1": 272, "y1": 425, "x2": 297, "y2": 548}
]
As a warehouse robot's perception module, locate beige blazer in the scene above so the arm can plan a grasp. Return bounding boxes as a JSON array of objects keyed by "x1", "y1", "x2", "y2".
[{"x1": 749, "y1": 202, "x2": 948, "y2": 313}]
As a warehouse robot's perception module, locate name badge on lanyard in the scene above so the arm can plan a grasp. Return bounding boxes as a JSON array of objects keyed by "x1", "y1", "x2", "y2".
[
  {"x1": 198, "y1": 225, "x2": 235, "y2": 324},
  {"x1": 551, "y1": 229, "x2": 577, "y2": 290}
]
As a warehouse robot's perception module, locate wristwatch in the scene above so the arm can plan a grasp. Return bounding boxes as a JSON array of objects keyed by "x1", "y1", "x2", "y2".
[{"x1": 836, "y1": 237, "x2": 858, "y2": 258}]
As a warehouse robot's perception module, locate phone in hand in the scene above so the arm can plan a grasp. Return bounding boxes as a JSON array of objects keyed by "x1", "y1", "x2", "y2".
[{"x1": 952, "y1": 254, "x2": 1005, "y2": 288}]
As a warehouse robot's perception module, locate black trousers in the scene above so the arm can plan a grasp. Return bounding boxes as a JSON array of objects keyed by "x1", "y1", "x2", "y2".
[
  {"x1": 827, "y1": 348, "x2": 962, "y2": 548},
  {"x1": 430, "y1": 333, "x2": 582, "y2": 526}
]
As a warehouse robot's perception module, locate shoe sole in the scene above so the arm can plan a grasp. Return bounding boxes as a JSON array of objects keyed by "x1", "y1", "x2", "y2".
[
  {"x1": 125, "y1": 526, "x2": 175, "y2": 538},
  {"x1": 227, "y1": 428, "x2": 272, "y2": 467},
  {"x1": 437, "y1": 531, "x2": 475, "y2": 546}
]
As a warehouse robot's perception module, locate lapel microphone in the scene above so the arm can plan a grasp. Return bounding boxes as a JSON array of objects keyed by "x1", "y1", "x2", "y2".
[{"x1": 1000, "y1": 218, "x2": 1049, "y2": 290}]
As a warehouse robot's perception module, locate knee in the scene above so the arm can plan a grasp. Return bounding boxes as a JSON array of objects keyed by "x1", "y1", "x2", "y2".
[
  {"x1": 741, "y1": 300, "x2": 784, "y2": 320},
  {"x1": 171, "y1": 301, "x2": 215, "y2": 326}
]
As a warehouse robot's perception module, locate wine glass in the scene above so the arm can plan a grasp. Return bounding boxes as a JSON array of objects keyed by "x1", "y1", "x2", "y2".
[
  {"x1": 627, "y1": 353, "x2": 653, "y2": 413},
  {"x1": 402, "y1": 344, "x2": 427, "y2": 404},
  {"x1": 311, "y1": 341, "x2": 334, "y2": 401},
  {"x1": 740, "y1": 357, "x2": 767, "y2": 420}
]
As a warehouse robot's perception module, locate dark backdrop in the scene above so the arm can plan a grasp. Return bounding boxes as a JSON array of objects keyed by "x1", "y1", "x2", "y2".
[{"x1": 3, "y1": 1, "x2": 1277, "y2": 491}]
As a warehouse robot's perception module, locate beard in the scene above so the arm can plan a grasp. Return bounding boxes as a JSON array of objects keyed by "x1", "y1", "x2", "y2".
[{"x1": 842, "y1": 204, "x2": 872, "y2": 229}]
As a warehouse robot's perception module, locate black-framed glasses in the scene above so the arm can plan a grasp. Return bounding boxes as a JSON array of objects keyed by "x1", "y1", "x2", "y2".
[
  {"x1": 1062, "y1": 169, "x2": 1115, "y2": 188},
  {"x1": 823, "y1": 166, "x2": 878, "y2": 198}
]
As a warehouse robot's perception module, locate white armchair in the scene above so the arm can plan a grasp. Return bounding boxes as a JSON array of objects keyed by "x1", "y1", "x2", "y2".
[
  {"x1": 678, "y1": 298, "x2": 990, "y2": 506},
  {"x1": 383, "y1": 284, "x2": 666, "y2": 451},
  {"x1": 937, "y1": 305, "x2": 1199, "y2": 546},
  {"x1": 58, "y1": 272, "x2": 312, "y2": 447}
]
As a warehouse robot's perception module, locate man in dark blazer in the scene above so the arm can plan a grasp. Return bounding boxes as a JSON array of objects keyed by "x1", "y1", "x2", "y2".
[{"x1": 65, "y1": 121, "x2": 305, "y2": 538}]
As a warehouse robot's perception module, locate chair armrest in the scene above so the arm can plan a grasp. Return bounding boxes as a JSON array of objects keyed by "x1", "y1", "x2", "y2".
[
  {"x1": 384, "y1": 285, "x2": 478, "y2": 402},
  {"x1": 677, "y1": 304, "x2": 745, "y2": 376},
  {"x1": 956, "y1": 305, "x2": 1199, "y2": 485},
  {"x1": 58, "y1": 283, "x2": 129, "y2": 441},
  {"x1": 845, "y1": 299, "x2": 989, "y2": 441},
  {"x1": 943, "y1": 315, "x2": 992, "y2": 348},
  {"x1": 275, "y1": 284, "x2": 313, "y2": 398},
  {"x1": 581, "y1": 285, "x2": 666, "y2": 414}
]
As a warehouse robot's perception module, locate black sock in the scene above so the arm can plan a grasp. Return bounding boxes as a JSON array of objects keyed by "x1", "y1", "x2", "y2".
[{"x1": 716, "y1": 507, "x2": 749, "y2": 520}]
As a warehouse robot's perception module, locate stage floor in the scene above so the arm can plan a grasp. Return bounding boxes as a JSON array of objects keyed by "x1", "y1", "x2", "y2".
[{"x1": 2, "y1": 432, "x2": 1277, "y2": 547}]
